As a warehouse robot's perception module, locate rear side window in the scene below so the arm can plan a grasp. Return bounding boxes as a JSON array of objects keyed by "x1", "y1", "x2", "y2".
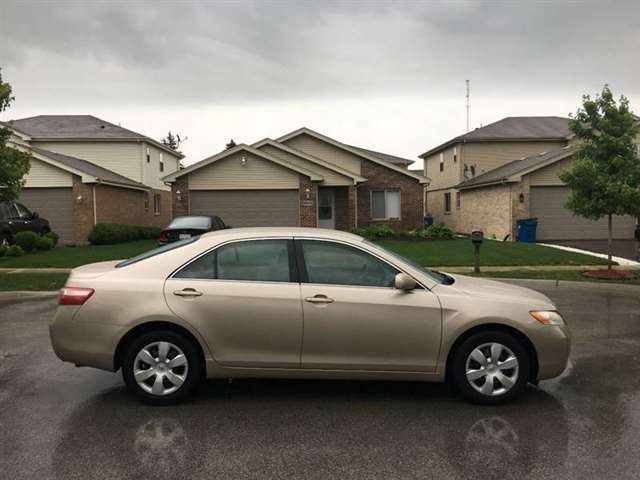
[
  {"x1": 174, "y1": 239, "x2": 292, "y2": 282},
  {"x1": 116, "y1": 237, "x2": 199, "y2": 268},
  {"x1": 167, "y1": 216, "x2": 211, "y2": 230}
]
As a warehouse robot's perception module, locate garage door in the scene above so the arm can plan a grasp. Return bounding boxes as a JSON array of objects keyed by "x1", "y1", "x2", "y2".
[
  {"x1": 190, "y1": 190, "x2": 299, "y2": 227},
  {"x1": 19, "y1": 188, "x2": 74, "y2": 243},
  {"x1": 530, "y1": 186, "x2": 635, "y2": 240}
]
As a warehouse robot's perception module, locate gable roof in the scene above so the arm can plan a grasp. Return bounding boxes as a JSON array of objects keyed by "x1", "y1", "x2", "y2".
[
  {"x1": 162, "y1": 143, "x2": 324, "y2": 182},
  {"x1": 251, "y1": 138, "x2": 367, "y2": 183},
  {"x1": 1, "y1": 115, "x2": 184, "y2": 158},
  {"x1": 346, "y1": 145, "x2": 414, "y2": 166},
  {"x1": 276, "y1": 127, "x2": 429, "y2": 184},
  {"x1": 456, "y1": 145, "x2": 576, "y2": 190},
  {"x1": 28, "y1": 145, "x2": 149, "y2": 190},
  {"x1": 419, "y1": 116, "x2": 571, "y2": 158}
]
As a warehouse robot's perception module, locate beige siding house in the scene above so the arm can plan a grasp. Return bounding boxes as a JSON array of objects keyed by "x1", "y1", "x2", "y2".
[
  {"x1": 419, "y1": 116, "x2": 638, "y2": 242},
  {"x1": 164, "y1": 128, "x2": 428, "y2": 231},
  {"x1": 2, "y1": 115, "x2": 183, "y2": 243}
]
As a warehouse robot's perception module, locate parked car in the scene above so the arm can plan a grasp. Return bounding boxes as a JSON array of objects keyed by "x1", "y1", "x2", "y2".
[
  {"x1": 158, "y1": 215, "x2": 227, "y2": 245},
  {"x1": 50, "y1": 228, "x2": 570, "y2": 405},
  {"x1": 0, "y1": 201, "x2": 50, "y2": 245}
]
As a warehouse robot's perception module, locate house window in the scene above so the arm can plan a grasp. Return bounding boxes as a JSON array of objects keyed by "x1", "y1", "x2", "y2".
[
  {"x1": 371, "y1": 190, "x2": 401, "y2": 220},
  {"x1": 453, "y1": 147, "x2": 457, "y2": 163},
  {"x1": 439, "y1": 152, "x2": 444, "y2": 172},
  {"x1": 146, "y1": 147, "x2": 150, "y2": 163},
  {"x1": 456, "y1": 191, "x2": 461, "y2": 210},
  {"x1": 153, "y1": 193, "x2": 161, "y2": 215},
  {"x1": 144, "y1": 192, "x2": 149, "y2": 211},
  {"x1": 159, "y1": 152, "x2": 164, "y2": 172},
  {"x1": 444, "y1": 192, "x2": 451, "y2": 213}
]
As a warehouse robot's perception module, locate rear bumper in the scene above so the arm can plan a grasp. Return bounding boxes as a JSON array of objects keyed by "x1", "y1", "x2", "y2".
[{"x1": 49, "y1": 306, "x2": 126, "y2": 372}]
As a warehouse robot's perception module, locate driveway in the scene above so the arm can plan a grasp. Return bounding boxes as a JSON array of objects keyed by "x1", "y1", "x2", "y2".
[
  {"x1": 2, "y1": 280, "x2": 640, "y2": 479},
  {"x1": 549, "y1": 239, "x2": 639, "y2": 261}
]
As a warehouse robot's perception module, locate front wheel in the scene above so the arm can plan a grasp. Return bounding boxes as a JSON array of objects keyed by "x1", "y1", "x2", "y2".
[
  {"x1": 450, "y1": 331, "x2": 531, "y2": 404},
  {"x1": 122, "y1": 330, "x2": 203, "y2": 405}
]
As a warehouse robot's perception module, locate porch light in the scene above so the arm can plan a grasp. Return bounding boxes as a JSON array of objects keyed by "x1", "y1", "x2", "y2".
[
  {"x1": 304, "y1": 188, "x2": 311, "y2": 200},
  {"x1": 519, "y1": 193, "x2": 525, "y2": 203},
  {"x1": 175, "y1": 189, "x2": 182, "y2": 201},
  {"x1": 241, "y1": 156, "x2": 247, "y2": 166}
]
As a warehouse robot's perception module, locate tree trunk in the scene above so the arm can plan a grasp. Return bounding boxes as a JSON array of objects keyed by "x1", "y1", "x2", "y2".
[{"x1": 607, "y1": 213, "x2": 613, "y2": 270}]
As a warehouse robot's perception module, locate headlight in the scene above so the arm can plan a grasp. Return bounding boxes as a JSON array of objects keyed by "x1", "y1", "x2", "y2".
[{"x1": 530, "y1": 310, "x2": 565, "y2": 325}]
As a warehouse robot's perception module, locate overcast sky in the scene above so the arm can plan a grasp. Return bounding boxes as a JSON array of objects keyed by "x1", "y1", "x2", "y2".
[{"x1": 1, "y1": 0, "x2": 639, "y2": 167}]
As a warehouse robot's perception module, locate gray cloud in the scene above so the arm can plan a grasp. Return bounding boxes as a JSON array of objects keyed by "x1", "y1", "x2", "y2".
[{"x1": 2, "y1": 0, "x2": 639, "y2": 106}]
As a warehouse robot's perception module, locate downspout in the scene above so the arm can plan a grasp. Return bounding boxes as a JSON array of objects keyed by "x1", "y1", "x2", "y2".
[
  {"x1": 354, "y1": 181, "x2": 358, "y2": 229},
  {"x1": 92, "y1": 184, "x2": 97, "y2": 225}
]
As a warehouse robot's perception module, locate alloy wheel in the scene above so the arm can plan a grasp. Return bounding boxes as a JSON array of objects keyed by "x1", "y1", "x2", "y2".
[
  {"x1": 133, "y1": 341, "x2": 189, "y2": 396},
  {"x1": 465, "y1": 342, "x2": 519, "y2": 396}
]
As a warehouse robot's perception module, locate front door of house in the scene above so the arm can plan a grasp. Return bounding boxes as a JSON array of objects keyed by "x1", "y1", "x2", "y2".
[{"x1": 318, "y1": 189, "x2": 335, "y2": 229}]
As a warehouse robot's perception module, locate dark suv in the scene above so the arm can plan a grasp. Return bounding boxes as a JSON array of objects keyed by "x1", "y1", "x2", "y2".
[{"x1": 0, "y1": 201, "x2": 51, "y2": 245}]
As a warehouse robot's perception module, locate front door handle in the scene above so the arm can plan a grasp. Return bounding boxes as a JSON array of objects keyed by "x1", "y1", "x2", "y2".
[
  {"x1": 304, "y1": 294, "x2": 334, "y2": 304},
  {"x1": 173, "y1": 288, "x2": 203, "y2": 298}
]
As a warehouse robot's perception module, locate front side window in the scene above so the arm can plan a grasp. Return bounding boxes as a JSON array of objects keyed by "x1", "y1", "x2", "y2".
[
  {"x1": 301, "y1": 240, "x2": 398, "y2": 288},
  {"x1": 371, "y1": 190, "x2": 400, "y2": 220},
  {"x1": 175, "y1": 239, "x2": 292, "y2": 282},
  {"x1": 15, "y1": 203, "x2": 32, "y2": 218},
  {"x1": 444, "y1": 192, "x2": 451, "y2": 213}
]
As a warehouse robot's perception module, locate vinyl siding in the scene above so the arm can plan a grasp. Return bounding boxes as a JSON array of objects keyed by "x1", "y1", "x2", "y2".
[
  {"x1": 141, "y1": 142, "x2": 180, "y2": 191},
  {"x1": 188, "y1": 151, "x2": 300, "y2": 190},
  {"x1": 23, "y1": 157, "x2": 73, "y2": 187},
  {"x1": 424, "y1": 146, "x2": 462, "y2": 190},
  {"x1": 281, "y1": 133, "x2": 362, "y2": 175},
  {"x1": 32, "y1": 141, "x2": 142, "y2": 182},
  {"x1": 258, "y1": 144, "x2": 352, "y2": 186},
  {"x1": 463, "y1": 141, "x2": 566, "y2": 177},
  {"x1": 528, "y1": 156, "x2": 572, "y2": 186}
]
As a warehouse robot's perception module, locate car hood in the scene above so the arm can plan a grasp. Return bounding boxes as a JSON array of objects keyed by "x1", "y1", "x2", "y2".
[{"x1": 438, "y1": 273, "x2": 556, "y2": 309}]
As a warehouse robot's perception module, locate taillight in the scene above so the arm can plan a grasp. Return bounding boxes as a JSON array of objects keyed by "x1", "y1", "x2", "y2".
[
  {"x1": 59, "y1": 287, "x2": 95, "y2": 306},
  {"x1": 159, "y1": 231, "x2": 168, "y2": 242}
]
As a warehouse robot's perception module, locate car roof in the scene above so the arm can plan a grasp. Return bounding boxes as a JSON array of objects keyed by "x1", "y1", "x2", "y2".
[{"x1": 200, "y1": 227, "x2": 364, "y2": 242}]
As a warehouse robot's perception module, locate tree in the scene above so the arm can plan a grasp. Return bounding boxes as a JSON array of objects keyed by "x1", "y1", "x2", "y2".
[
  {"x1": 161, "y1": 131, "x2": 187, "y2": 151},
  {"x1": 0, "y1": 68, "x2": 31, "y2": 202},
  {"x1": 560, "y1": 85, "x2": 640, "y2": 269},
  {"x1": 225, "y1": 139, "x2": 237, "y2": 150}
]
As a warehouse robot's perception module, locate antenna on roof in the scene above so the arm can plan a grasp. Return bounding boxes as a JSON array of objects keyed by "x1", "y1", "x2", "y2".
[{"x1": 465, "y1": 80, "x2": 470, "y2": 133}]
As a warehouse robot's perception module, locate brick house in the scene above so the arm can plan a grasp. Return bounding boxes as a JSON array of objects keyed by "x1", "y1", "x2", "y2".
[
  {"x1": 420, "y1": 116, "x2": 637, "y2": 242},
  {"x1": 163, "y1": 128, "x2": 429, "y2": 231},
  {"x1": 2, "y1": 116, "x2": 183, "y2": 243}
]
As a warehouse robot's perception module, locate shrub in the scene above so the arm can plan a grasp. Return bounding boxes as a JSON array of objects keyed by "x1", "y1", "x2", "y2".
[
  {"x1": 14, "y1": 231, "x2": 40, "y2": 252},
  {"x1": 425, "y1": 223, "x2": 455, "y2": 239},
  {"x1": 6, "y1": 245, "x2": 25, "y2": 257},
  {"x1": 352, "y1": 224, "x2": 399, "y2": 239},
  {"x1": 36, "y1": 236, "x2": 55, "y2": 251},
  {"x1": 0, "y1": 245, "x2": 7, "y2": 257},
  {"x1": 44, "y1": 231, "x2": 59, "y2": 247},
  {"x1": 88, "y1": 223, "x2": 162, "y2": 245}
]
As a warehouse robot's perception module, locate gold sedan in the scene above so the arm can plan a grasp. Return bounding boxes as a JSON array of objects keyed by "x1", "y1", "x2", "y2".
[{"x1": 50, "y1": 228, "x2": 570, "y2": 405}]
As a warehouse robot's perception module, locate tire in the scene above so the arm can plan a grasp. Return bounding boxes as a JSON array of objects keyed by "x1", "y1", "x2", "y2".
[
  {"x1": 122, "y1": 330, "x2": 203, "y2": 405},
  {"x1": 450, "y1": 331, "x2": 531, "y2": 404}
]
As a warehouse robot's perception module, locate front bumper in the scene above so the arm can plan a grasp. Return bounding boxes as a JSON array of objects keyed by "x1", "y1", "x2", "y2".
[
  {"x1": 533, "y1": 324, "x2": 571, "y2": 380},
  {"x1": 49, "y1": 305, "x2": 126, "y2": 372}
]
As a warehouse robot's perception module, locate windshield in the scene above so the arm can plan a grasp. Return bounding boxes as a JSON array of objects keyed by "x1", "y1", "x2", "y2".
[
  {"x1": 365, "y1": 240, "x2": 453, "y2": 285},
  {"x1": 167, "y1": 216, "x2": 211, "y2": 230},
  {"x1": 116, "y1": 236, "x2": 199, "y2": 268}
]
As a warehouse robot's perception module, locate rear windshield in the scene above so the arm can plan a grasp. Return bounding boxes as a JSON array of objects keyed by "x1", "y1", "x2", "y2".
[
  {"x1": 167, "y1": 216, "x2": 211, "y2": 230},
  {"x1": 116, "y1": 237, "x2": 199, "y2": 268}
]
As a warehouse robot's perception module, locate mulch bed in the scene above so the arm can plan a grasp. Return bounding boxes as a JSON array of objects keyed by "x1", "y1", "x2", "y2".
[{"x1": 582, "y1": 269, "x2": 638, "y2": 280}]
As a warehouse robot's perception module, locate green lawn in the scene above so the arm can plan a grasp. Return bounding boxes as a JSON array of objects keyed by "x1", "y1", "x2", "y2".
[
  {"x1": 377, "y1": 238, "x2": 609, "y2": 267},
  {"x1": 467, "y1": 270, "x2": 640, "y2": 285},
  {"x1": 0, "y1": 240, "x2": 157, "y2": 268},
  {"x1": 0, "y1": 273, "x2": 70, "y2": 291}
]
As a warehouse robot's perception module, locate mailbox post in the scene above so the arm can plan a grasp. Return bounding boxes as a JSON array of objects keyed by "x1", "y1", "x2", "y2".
[{"x1": 471, "y1": 230, "x2": 483, "y2": 273}]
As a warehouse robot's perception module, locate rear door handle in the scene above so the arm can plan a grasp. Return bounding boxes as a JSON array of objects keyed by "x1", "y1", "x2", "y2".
[
  {"x1": 305, "y1": 295, "x2": 334, "y2": 304},
  {"x1": 173, "y1": 288, "x2": 203, "y2": 298}
]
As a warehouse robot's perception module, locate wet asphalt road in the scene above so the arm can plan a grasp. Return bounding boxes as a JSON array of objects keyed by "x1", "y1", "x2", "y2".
[{"x1": 1, "y1": 280, "x2": 640, "y2": 480}]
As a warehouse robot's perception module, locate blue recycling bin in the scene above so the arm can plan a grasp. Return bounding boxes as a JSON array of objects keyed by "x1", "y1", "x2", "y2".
[
  {"x1": 424, "y1": 215, "x2": 434, "y2": 227},
  {"x1": 516, "y1": 217, "x2": 538, "y2": 242}
]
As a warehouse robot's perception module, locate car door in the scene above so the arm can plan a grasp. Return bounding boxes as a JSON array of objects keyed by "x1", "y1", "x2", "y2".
[
  {"x1": 297, "y1": 239, "x2": 442, "y2": 372},
  {"x1": 164, "y1": 238, "x2": 303, "y2": 368}
]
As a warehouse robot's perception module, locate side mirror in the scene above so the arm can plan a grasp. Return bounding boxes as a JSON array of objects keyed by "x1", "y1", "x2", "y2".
[
  {"x1": 395, "y1": 273, "x2": 417, "y2": 291},
  {"x1": 32, "y1": 211, "x2": 39, "y2": 219}
]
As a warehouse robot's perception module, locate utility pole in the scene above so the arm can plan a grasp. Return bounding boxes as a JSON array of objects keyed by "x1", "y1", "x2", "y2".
[{"x1": 465, "y1": 79, "x2": 470, "y2": 133}]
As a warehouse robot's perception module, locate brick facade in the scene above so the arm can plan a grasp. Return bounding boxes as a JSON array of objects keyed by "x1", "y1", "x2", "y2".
[
  {"x1": 357, "y1": 159, "x2": 424, "y2": 229},
  {"x1": 72, "y1": 175, "x2": 95, "y2": 244},
  {"x1": 171, "y1": 176, "x2": 190, "y2": 217},
  {"x1": 457, "y1": 184, "x2": 512, "y2": 240},
  {"x1": 95, "y1": 185, "x2": 171, "y2": 228},
  {"x1": 299, "y1": 175, "x2": 318, "y2": 227}
]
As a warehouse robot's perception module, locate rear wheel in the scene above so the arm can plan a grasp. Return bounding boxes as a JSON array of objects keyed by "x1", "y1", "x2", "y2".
[
  {"x1": 122, "y1": 330, "x2": 203, "y2": 405},
  {"x1": 450, "y1": 331, "x2": 530, "y2": 404}
]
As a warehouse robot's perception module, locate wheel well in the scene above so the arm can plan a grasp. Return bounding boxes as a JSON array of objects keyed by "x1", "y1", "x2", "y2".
[
  {"x1": 113, "y1": 321, "x2": 206, "y2": 372},
  {"x1": 444, "y1": 323, "x2": 539, "y2": 382}
]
